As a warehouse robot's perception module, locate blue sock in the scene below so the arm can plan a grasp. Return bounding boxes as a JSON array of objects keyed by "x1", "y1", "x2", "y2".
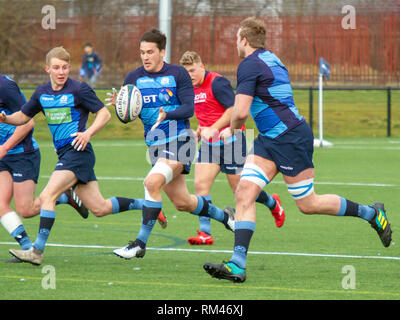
[
  {"x1": 110, "y1": 197, "x2": 144, "y2": 214},
  {"x1": 230, "y1": 221, "x2": 256, "y2": 269},
  {"x1": 199, "y1": 195, "x2": 212, "y2": 234},
  {"x1": 256, "y1": 191, "x2": 276, "y2": 210},
  {"x1": 33, "y1": 210, "x2": 56, "y2": 251},
  {"x1": 192, "y1": 195, "x2": 226, "y2": 223},
  {"x1": 55, "y1": 193, "x2": 68, "y2": 205},
  {"x1": 10, "y1": 225, "x2": 32, "y2": 250},
  {"x1": 136, "y1": 200, "x2": 162, "y2": 248},
  {"x1": 358, "y1": 205, "x2": 376, "y2": 221},
  {"x1": 337, "y1": 197, "x2": 375, "y2": 222}
]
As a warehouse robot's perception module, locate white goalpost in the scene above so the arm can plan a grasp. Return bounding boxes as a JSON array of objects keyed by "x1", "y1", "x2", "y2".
[{"x1": 314, "y1": 58, "x2": 333, "y2": 148}]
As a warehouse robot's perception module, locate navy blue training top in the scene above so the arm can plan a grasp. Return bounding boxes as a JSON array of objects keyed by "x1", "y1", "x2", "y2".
[
  {"x1": 0, "y1": 74, "x2": 39, "y2": 154},
  {"x1": 124, "y1": 62, "x2": 194, "y2": 146},
  {"x1": 236, "y1": 48, "x2": 304, "y2": 139},
  {"x1": 21, "y1": 78, "x2": 104, "y2": 151}
]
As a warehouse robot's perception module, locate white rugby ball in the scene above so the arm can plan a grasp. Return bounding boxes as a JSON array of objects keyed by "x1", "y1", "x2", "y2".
[{"x1": 115, "y1": 84, "x2": 142, "y2": 123}]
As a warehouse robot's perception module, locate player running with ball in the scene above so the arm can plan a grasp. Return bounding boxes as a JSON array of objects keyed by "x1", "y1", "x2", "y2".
[
  {"x1": 110, "y1": 29, "x2": 236, "y2": 260},
  {"x1": 203, "y1": 17, "x2": 392, "y2": 283},
  {"x1": 179, "y1": 51, "x2": 284, "y2": 245}
]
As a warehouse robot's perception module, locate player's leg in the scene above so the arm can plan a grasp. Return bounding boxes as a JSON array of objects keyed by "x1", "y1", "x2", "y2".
[
  {"x1": 187, "y1": 162, "x2": 221, "y2": 245},
  {"x1": 164, "y1": 171, "x2": 235, "y2": 231},
  {"x1": 73, "y1": 180, "x2": 144, "y2": 217},
  {"x1": 9, "y1": 170, "x2": 78, "y2": 265},
  {"x1": 284, "y1": 168, "x2": 392, "y2": 247},
  {"x1": 13, "y1": 180, "x2": 41, "y2": 218},
  {"x1": 0, "y1": 171, "x2": 32, "y2": 250},
  {"x1": 113, "y1": 158, "x2": 178, "y2": 259},
  {"x1": 204, "y1": 154, "x2": 279, "y2": 282}
]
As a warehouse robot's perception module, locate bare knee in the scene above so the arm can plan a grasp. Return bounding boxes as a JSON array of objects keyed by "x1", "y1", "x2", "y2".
[
  {"x1": 173, "y1": 198, "x2": 191, "y2": 212},
  {"x1": 144, "y1": 175, "x2": 163, "y2": 195},
  {"x1": 87, "y1": 200, "x2": 110, "y2": 217},
  {"x1": 296, "y1": 199, "x2": 319, "y2": 215},
  {"x1": 235, "y1": 183, "x2": 257, "y2": 209},
  {"x1": 15, "y1": 206, "x2": 32, "y2": 218}
]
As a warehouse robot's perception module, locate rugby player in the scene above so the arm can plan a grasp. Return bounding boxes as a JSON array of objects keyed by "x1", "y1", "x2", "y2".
[
  {"x1": 203, "y1": 17, "x2": 392, "y2": 283},
  {"x1": 0, "y1": 47, "x2": 149, "y2": 265},
  {"x1": 179, "y1": 51, "x2": 284, "y2": 246},
  {"x1": 111, "y1": 29, "x2": 236, "y2": 260}
]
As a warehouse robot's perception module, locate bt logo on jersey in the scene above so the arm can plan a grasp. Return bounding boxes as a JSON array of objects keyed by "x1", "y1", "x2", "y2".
[{"x1": 143, "y1": 95, "x2": 158, "y2": 104}]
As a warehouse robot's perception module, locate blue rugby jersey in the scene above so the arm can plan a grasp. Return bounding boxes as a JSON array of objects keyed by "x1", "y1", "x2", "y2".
[
  {"x1": 124, "y1": 63, "x2": 194, "y2": 146},
  {"x1": 80, "y1": 51, "x2": 102, "y2": 78},
  {"x1": 236, "y1": 49, "x2": 304, "y2": 139},
  {"x1": 0, "y1": 74, "x2": 39, "y2": 154},
  {"x1": 21, "y1": 78, "x2": 104, "y2": 151}
]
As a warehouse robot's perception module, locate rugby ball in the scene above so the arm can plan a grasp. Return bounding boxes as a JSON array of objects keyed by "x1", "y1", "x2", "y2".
[{"x1": 115, "y1": 84, "x2": 142, "y2": 123}]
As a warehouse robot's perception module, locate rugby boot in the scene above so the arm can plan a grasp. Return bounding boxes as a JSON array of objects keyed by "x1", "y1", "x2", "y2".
[
  {"x1": 188, "y1": 230, "x2": 214, "y2": 245},
  {"x1": 369, "y1": 202, "x2": 392, "y2": 247},
  {"x1": 270, "y1": 193, "x2": 285, "y2": 228},
  {"x1": 203, "y1": 261, "x2": 246, "y2": 283}
]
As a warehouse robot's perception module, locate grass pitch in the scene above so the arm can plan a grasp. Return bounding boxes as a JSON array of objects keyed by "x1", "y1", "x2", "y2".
[{"x1": 1, "y1": 137, "x2": 399, "y2": 301}]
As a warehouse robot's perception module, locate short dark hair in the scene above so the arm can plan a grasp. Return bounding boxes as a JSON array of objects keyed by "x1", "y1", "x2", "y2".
[
  {"x1": 83, "y1": 42, "x2": 93, "y2": 48},
  {"x1": 140, "y1": 29, "x2": 166, "y2": 51}
]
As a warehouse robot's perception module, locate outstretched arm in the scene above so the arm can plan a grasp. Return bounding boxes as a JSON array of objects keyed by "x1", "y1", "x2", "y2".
[{"x1": 0, "y1": 110, "x2": 32, "y2": 126}]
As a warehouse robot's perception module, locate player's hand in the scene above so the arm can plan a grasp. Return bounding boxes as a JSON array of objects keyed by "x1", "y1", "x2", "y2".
[
  {"x1": 105, "y1": 87, "x2": 118, "y2": 106},
  {"x1": 70, "y1": 131, "x2": 91, "y2": 151},
  {"x1": 151, "y1": 107, "x2": 167, "y2": 131},
  {"x1": 0, "y1": 111, "x2": 6, "y2": 123},
  {"x1": 200, "y1": 127, "x2": 219, "y2": 142},
  {"x1": 219, "y1": 127, "x2": 233, "y2": 144},
  {"x1": 193, "y1": 127, "x2": 202, "y2": 143}
]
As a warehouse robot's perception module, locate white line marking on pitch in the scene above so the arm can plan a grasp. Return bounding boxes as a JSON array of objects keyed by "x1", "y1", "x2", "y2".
[{"x1": 0, "y1": 241, "x2": 398, "y2": 261}]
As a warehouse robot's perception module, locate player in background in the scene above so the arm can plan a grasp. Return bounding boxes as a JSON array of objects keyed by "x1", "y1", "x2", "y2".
[
  {"x1": 0, "y1": 47, "x2": 153, "y2": 265},
  {"x1": 79, "y1": 43, "x2": 102, "y2": 88},
  {"x1": 0, "y1": 74, "x2": 88, "y2": 259},
  {"x1": 179, "y1": 51, "x2": 284, "y2": 246},
  {"x1": 109, "y1": 29, "x2": 236, "y2": 260},
  {"x1": 203, "y1": 17, "x2": 392, "y2": 283}
]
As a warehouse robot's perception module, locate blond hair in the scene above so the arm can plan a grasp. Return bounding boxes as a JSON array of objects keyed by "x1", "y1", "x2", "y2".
[
  {"x1": 239, "y1": 17, "x2": 266, "y2": 49},
  {"x1": 179, "y1": 51, "x2": 203, "y2": 66},
  {"x1": 46, "y1": 46, "x2": 70, "y2": 66}
]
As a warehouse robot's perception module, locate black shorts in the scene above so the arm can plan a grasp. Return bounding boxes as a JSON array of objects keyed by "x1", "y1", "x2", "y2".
[
  {"x1": 249, "y1": 121, "x2": 314, "y2": 177},
  {"x1": 55, "y1": 143, "x2": 97, "y2": 184},
  {"x1": 197, "y1": 131, "x2": 247, "y2": 175},
  {"x1": 0, "y1": 149, "x2": 41, "y2": 183},
  {"x1": 148, "y1": 135, "x2": 196, "y2": 175}
]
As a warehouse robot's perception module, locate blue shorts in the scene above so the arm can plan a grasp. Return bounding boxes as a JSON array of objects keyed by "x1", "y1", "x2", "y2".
[
  {"x1": 0, "y1": 149, "x2": 41, "y2": 183},
  {"x1": 55, "y1": 143, "x2": 97, "y2": 184},
  {"x1": 249, "y1": 121, "x2": 314, "y2": 177},
  {"x1": 148, "y1": 135, "x2": 196, "y2": 175},
  {"x1": 197, "y1": 132, "x2": 247, "y2": 175}
]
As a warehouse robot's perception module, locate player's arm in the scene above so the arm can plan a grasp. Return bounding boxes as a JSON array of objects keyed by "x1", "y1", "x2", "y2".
[
  {"x1": 164, "y1": 68, "x2": 194, "y2": 120},
  {"x1": 201, "y1": 76, "x2": 235, "y2": 140},
  {"x1": 0, "y1": 119, "x2": 35, "y2": 160},
  {"x1": 219, "y1": 60, "x2": 258, "y2": 142},
  {"x1": 152, "y1": 67, "x2": 194, "y2": 130},
  {"x1": 0, "y1": 110, "x2": 32, "y2": 126},
  {"x1": 230, "y1": 94, "x2": 253, "y2": 129},
  {"x1": 71, "y1": 83, "x2": 111, "y2": 151}
]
